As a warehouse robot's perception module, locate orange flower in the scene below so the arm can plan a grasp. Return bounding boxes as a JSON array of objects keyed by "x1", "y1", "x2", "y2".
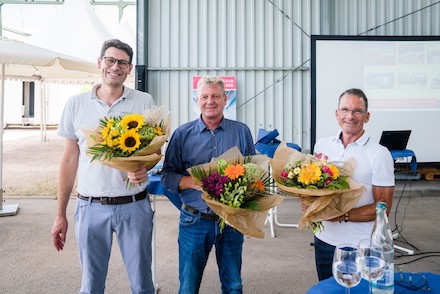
[
  {"x1": 253, "y1": 179, "x2": 265, "y2": 192},
  {"x1": 224, "y1": 164, "x2": 245, "y2": 180}
]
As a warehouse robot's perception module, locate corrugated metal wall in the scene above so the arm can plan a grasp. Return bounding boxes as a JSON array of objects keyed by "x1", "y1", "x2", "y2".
[{"x1": 144, "y1": 0, "x2": 440, "y2": 151}]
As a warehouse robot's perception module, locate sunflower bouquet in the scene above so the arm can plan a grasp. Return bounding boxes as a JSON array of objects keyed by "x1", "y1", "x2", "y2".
[
  {"x1": 271, "y1": 142, "x2": 365, "y2": 233},
  {"x1": 84, "y1": 106, "x2": 170, "y2": 174},
  {"x1": 188, "y1": 147, "x2": 284, "y2": 238}
]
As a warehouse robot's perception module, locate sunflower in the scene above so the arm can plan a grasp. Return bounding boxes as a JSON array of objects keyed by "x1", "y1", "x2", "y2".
[
  {"x1": 119, "y1": 129, "x2": 141, "y2": 153},
  {"x1": 120, "y1": 114, "x2": 144, "y2": 131}
]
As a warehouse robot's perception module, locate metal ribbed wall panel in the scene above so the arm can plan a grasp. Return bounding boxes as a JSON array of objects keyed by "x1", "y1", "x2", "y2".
[
  {"x1": 143, "y1": 0, "x2": 440, "y2": 151},
  {"x1": 146, "y1": 0, "x2": 320, "y2": 150},
  {"x1": 325, "y1": 0, "x2": 440, "y2": 36}
]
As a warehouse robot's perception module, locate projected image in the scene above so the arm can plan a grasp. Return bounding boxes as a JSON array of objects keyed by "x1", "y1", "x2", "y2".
[
  {"x1": 365, "y1": 43, "x2": 396, "y2": 65},
  {"x1": 427, "y1": 44, "x2": 440, "y2": 64},
  {"x1": 365, "y1": 73, "x2": 395, "y2": 89},
  {"x1": 398, "y1": 43, "x2": 425, "y2": 64},
  {"x1": 431, "y1": 75, "x2": 440, "y2": 89},
  {"x1": 397, "y1": 72, "x2": 428, "y2": 88}
]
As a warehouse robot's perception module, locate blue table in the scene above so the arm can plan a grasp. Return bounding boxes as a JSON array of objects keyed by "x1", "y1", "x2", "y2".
[
  {"x1": 307, "y1": 272, "x2": 439, "y2": 294},
  {"x1": 147, "y1": 174, "x2": 182, "y2": 210}
]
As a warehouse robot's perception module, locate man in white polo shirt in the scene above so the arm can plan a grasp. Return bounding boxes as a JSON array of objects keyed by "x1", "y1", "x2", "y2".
[{"x1": 312, "y1": 88, "x2": 395, "y2": 281}]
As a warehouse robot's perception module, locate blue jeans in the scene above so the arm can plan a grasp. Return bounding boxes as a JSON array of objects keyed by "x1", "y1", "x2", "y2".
[
  {"x1": 75, "y1": 196, "x2": 154, "y2": 294},
  {"x1": 178, "y1": 207, "x2": 244, "y2": 294},
  {"x1": 314, "y1": 235, "x2": 336, "y2": 281}
]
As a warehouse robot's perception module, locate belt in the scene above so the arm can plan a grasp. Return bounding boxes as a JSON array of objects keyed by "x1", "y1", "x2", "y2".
[
  {"x1": 77, "y1": 190, "x2": 147, "y2": 205},
  {"x1": 182, "y1": 204, "x2": 219, "y2": 221}
]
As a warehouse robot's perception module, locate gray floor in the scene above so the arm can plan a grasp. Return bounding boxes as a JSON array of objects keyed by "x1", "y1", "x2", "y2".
[{"x1": 1, "y1": 179, "x2": 439, "y2": 294}]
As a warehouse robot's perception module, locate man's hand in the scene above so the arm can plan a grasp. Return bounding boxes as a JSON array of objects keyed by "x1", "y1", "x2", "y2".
[
  {"x1": 51, "y1": 215, "x2": 68, "y2": 251},
  {"x1": 127, "y1": 166, "x2": 147, "y2": 184}
]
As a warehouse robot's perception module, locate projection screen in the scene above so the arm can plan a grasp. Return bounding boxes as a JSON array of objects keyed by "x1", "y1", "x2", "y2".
[{"x1": 311, "y1": 35, "x2": 440, "y2": 163}]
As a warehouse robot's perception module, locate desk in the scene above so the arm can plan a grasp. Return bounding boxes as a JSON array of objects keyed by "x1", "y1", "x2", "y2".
[
  {"x1": 391, "y1": 149, "x2": 417, "y2": 175},
  {"x1": 307, "y1": 272, "x2": 439, "y2": 294},
  {"x1": 147, "y1": 174, "x2": 182, "y2": 209}
]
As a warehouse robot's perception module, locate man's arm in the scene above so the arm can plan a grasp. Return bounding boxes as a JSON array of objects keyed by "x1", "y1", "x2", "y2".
[{"x1": 51, "y1": 139, "x2": 79, "y2": 251}]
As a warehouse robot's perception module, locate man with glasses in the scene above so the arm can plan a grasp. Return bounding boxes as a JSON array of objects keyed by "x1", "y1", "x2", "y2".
[
  {"x1": 311, "y1": 88, "x2": 395, "y2": 281},
  {"x1": 51, "y1": 39, "x2": 156, "y2": 293}
]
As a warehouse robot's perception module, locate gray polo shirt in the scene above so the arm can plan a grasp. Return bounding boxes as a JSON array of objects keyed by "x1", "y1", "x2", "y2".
[{"x1": 57, "y1": 84, "x2": 156, "y2": 197}]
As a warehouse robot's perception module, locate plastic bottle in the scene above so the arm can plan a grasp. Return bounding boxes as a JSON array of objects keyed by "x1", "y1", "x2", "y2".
[{"x1": 371, "y1": 202, "x2": 394, "y2": 293}]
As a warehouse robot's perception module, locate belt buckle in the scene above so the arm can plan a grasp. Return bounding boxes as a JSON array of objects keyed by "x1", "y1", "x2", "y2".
[{"x1": 99, "y1": 197, "x2": 110, "y2": 205}]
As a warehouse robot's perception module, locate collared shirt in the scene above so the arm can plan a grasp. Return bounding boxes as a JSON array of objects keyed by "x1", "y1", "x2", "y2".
[
  {"x1": 314, "y1": 129, "x2": 395, "y2": 246},
  {"x1": 57, "y1": 84, "x2": 156, "y2": 197},
  {"x1": 161, "y1": 116, "x2": 256, "y2": 213}
]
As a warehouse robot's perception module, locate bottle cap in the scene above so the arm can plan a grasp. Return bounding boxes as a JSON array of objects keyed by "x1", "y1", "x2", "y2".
[{"x1": 377, "y1": 202, "x2": 387, "y2": 210}]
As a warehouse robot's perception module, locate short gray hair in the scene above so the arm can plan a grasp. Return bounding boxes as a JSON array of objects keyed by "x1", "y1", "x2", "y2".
[
  {"x1": 197, "y1": 76, "x2": 225, "y2": 96},
  {"x1": 338, "y1": 88, "x2": 368, "y2": 111}
]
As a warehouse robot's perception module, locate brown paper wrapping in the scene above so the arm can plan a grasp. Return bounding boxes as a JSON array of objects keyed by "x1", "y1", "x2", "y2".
[
  {"x1": 84, "y1": 113, "x2": 171, "y2": 172},
  {"x1": 188, "y1": 146, "x2": 285, "y2": 238},
  {"x1": 270, "y1": 142, "x2": 365, "y2": 229}
]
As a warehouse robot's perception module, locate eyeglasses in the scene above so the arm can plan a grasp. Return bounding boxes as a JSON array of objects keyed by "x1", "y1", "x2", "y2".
[
  {"x1": 101, "y1": 56, "x2": 130, "y2": 69},
  {"x1": 338, "y1": 107, "x2": 366, "y2": 116},
  {"x1": 395, "y1": 269, "x2": 431, "y2": 291}
]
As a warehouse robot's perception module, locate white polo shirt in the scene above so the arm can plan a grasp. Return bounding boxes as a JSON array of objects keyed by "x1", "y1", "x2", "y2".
[{"x1": 314, "y1": 130, "x2": 395, "y2": 246}]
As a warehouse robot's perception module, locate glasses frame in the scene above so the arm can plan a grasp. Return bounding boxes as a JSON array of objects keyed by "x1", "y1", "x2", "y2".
[
  {"x1": 101, "y1": 56, "x2": 131, "y2": 69},
  {"x1": 338, "y1": 108, "x2": 367, "y2": 116},
  {"x1": 395, "y1": 270, "x2": 431, "y2": 291}
]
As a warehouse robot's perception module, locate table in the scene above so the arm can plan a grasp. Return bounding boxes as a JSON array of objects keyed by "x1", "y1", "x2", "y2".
[
  {"x1": 147, "y1": 173, "x2": 182, "y2": 209},
  {"x1": 307, "y1": 272, "x2": 440, "y2": 293}
]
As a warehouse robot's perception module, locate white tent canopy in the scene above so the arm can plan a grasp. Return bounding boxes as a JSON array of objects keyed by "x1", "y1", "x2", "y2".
[
  {"x1": 27, "y1": 0, "x2": 114, "y2": 63},
  {"x1": 0, "y1": 37, "x2": 99, "y2": 215}
]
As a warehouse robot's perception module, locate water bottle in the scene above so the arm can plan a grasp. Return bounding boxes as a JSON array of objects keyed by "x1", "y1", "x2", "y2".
[{"x1": 371, "y1": 202, "x2": 394, "y2": 293}]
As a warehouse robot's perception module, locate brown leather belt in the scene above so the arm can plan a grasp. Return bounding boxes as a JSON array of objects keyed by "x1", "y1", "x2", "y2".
[
  {"x1": 77, "y1": 190, "x2": 147, "y2": 205},
  {"x1": 182, "y1": 204, "x2": 219, "y2": 221}
]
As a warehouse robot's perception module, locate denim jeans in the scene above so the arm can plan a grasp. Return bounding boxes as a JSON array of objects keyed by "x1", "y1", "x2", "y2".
[
  {"x1": 178, "y1": 207, "x2": 244, "y2": 294},
  {"x1": 75, "y1": 196, "x2": 155, "y2": 294},
  {"x1": 314, "y1": 235, "x2": 336, "y2": 281}
]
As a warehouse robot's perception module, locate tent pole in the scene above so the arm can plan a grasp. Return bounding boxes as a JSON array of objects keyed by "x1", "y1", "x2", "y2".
[{"x1": 0, "y1": 63, "x2": 19, "y2": 216}]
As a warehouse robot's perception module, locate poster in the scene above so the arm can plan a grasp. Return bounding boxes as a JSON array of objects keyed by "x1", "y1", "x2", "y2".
[{"x1": 192, "y1": 76, "x2": 237, "y2": 120}]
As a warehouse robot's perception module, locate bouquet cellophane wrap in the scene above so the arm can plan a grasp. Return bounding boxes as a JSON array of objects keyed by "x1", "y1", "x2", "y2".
[
  {"x1": 84, "y1": 109, "x2": 171, "y2": 172},
  {"x1": 270, "y1": 142, "x2": 365, "y2": 230},
  {"x1": 188, "y1": 147, "x2": 285, "y2": 238}
]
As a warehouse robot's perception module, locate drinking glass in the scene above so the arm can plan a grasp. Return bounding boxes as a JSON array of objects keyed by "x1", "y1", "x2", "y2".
[
  {"x1": 332, "y1": 243, "x2": 362, "y2": 294},
  {"x1": 358, "y1": 239, "x2": 386, "y2": 293}
]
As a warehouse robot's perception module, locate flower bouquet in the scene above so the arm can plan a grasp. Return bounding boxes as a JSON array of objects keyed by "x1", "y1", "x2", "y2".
[
  {"x1": 188, "y1": 147, "x2": 284, "y2": 238},
  {"x1": 84, "y1": 106, "x2": 170, "y2": 174},
  {"x1": 271, "y1": 142, "x2": 365, "y2": 233}
]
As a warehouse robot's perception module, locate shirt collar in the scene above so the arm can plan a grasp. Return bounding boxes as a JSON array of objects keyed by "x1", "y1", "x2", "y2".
[
  {"x1": 334, "y1": 129, "x2": 370, "y2": 146},
  {"x1": 90, "y1": 84, "x2": 130, "y2": 101},
  {"x1": 196, "y1": 115, "x2": 225, "y2": 133}
]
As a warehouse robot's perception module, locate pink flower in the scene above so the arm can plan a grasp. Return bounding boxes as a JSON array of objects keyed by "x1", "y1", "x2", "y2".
[
  {"x1": 281, "y1": 170, "x2": 289, "y2": 179},
  {"x1": 315, "y1": 153, "x2": 328, "y2": 160}
]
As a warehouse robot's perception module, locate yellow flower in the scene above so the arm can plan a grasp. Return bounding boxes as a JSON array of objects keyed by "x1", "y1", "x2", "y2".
[
  {"x1": 119, "y1": 129, "x2": 141, "y2": 153},
  {"x1": 298, "y1": 163, "x2": 322, "y2": 185},
  {"x1": 329, "y1": 164, "x2": 340, "y2": 179},
  {"x1": 120, "y1": 114, "x2": 144, "y2": 131},
  {"x1": 155, "y1": 126, "x2": 163, "y2": 136},
  {"x1": 224, "y1": 164, "x2": 246, "y2": 180},
  {"x1": 110, "y1": 128, "x2": 120, "y2": 137}
]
